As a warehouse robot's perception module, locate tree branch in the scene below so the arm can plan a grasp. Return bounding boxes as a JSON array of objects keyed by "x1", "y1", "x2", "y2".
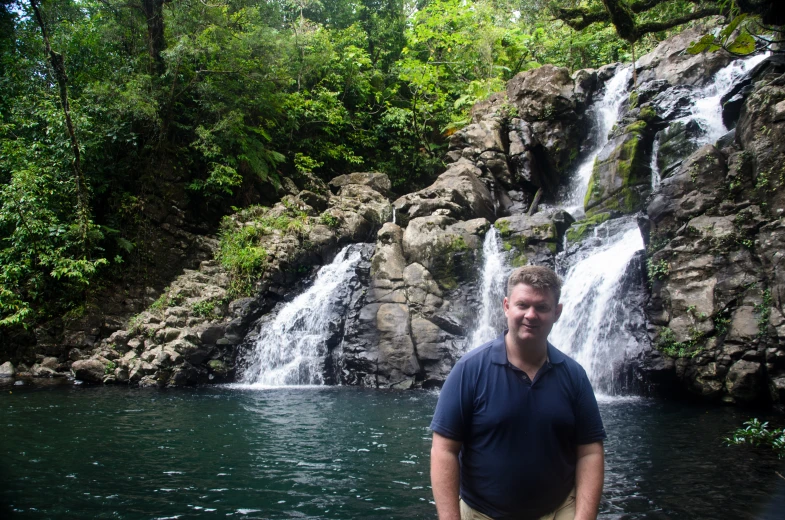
[{"x1": 636, "y1": 6, "x2": 723, "y2": 36}]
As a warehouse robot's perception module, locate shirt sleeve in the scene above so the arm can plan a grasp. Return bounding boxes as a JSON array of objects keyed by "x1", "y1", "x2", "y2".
[
  {"x1": 574, "y1": 369, "x2": 607, "y2": 445},
  {"x1": 430, "y1": 360, "x2": 472, "y2": 441}
]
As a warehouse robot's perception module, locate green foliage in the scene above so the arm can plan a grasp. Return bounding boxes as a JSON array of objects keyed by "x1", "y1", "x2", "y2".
[
  {"x1": 218, "y1": 222, "x2": 269, "y2": 297},
  {"x1": 191, "y1": 297, "x2": 226, "y2": 320},
  {"x1": 149, "y1": 287, "x2": 184, "y2": 312},
  {"x1": 647, "y1": 259, "x2": 670, "y2": 282},
  {"x1": 0, "y1": 0, "x2": 687, "y2": 330},
  {"x1": 319, "y1": 212, "x2": 341, "y2": 228},
  {"x1": 726, "y1": 418, "x2": 785, "y2": 458},
  {"x1": 105, "y1": 361, "x2": 116, "y2": 375},
  {"x1": 687, "y1": 14, "x2": 758, "y2": 56},
  {"x1": 754, "y1": 288, "x2": 772, "y2": 337},
  {"x1": 656, "y1": 326, "x2": 705, "y2": 358}
]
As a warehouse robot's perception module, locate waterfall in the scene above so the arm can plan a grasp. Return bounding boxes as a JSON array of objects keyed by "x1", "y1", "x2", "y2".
[
  {"x1": 650, "y1": 135, "x2": 661, "y2": 191},
  {"x1": 683, "y1": 53, "x2": 768, "y2": 144},
  {"x1": 550, "y1": 219, "x2": 645, "y2": 394},
  {"x1": 549, "y1": 55, "x2": 767, "y2": 394},
  {"x1": 239, "y1": 245, "x2": 364, "y2": 387},
  {"x1": 564, "y1": 66, "x2": 631, "y2": 213},
  {"x1": 467, "y1": 227, "x2": 509, "y2": 350}
]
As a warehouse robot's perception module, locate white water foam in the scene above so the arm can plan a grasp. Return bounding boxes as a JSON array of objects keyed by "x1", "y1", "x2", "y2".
[
  {"x1": 466, "y1": 227, "x2": 509, "y2": 350},
  {"x1": 681, "y1": 53, "x2": 768, "y2": 145},
  {"x1": 650, "y1": 134, "x2": 661, "y2": 191},
  {"x1": 550, "y1": 221, "x2": 645, "y2": 394},
  {"x1": 239, "y1": 245, "x2": 363, "y2": 386}
]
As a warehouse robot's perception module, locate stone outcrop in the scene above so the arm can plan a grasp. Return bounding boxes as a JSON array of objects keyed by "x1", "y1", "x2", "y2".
[
  {"x1": 635, "y1": 25, "x2": 733, "y2": 87},
  {"x1": 637, "y1": 66, "x2": 785, "y2": 405}
]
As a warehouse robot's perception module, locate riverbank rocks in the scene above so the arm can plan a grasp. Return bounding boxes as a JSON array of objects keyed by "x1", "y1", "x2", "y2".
[
  {"x1": 71, "y1": 359, "x2": 109, "y2": 383},
  {"x1": 0, "y1": 361, "x2": 15, "y2": 377},
  {"x1": 393, "y1": 160, "x2": 495, "y2": 226}
]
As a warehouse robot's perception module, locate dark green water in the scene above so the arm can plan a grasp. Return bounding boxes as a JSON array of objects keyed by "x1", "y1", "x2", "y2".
[{"x1": 1, "y1": 383, "x2": 784, "y2": 519}]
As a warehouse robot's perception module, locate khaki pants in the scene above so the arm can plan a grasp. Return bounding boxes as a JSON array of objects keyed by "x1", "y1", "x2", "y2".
[{"x1": 459, "y1": 489, "x2": 576, "y2": 520}]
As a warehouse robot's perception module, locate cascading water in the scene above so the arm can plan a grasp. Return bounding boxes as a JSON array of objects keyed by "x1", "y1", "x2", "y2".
[
  {"x1": 650, "y1": 135, "x2": 661, "y2": 191},
  {"x1": 550, "y1": 55, "x2": 768, "y2": 394},
  {"x1": 467, "y1": 227, "x2": 509, "y2": 349},
  {"x1": 682, "y1": 53, "x2": 768, "y2": 144},
  {"x1": 564, "y1": 66, "x2": 631, "y2": 213},
  {"x1": 550, "y1": 219, "x2": 645, "y2": 394},
  {"x1": 239, "y1": 245, "x2": 364, "y2": 387}
]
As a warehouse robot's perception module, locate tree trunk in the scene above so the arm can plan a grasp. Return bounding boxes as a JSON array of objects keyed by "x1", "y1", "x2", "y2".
[
  {"x1": 141, "y1": 0, "x2": 166, "y2": 75},
  {"x1": 29, "y1": 0, "x2": 89, "y2": 254}
]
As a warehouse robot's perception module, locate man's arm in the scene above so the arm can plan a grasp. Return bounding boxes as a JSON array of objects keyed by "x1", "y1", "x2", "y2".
[
  {"x1": 430, "y1": 431, "x2": 463, "y2": 520},
  {"x1": 574, "y1": 441, "x2": 604, "y2": 520}
]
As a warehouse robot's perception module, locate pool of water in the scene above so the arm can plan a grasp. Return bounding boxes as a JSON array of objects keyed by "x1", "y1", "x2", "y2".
[{"x1": 1, "y1": 384, "x2": 783, "y2": 519}]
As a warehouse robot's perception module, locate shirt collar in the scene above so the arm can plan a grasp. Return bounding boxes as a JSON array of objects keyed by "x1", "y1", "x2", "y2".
[{"x1": 490, "y1": 331, "x2": 567, "y2": 365}]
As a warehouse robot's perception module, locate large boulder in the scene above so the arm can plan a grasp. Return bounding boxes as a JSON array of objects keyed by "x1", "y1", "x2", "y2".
[
  {"x1": 635, "y1": 26, "x2": 734, "y2": 87},
  {"x1": 0, "y1": 361, "x2": 15, "y2": 377},
  {"x1": 506, "y1": 65, "x2": 581, "y2": 120},
  {"x1": 393, "y1": 160, "x2": 495, "y2": 226},
  {"x1": 402, "y1": 216, "x2": 485, "y2": 290},
  {"x1": 646, "y1": 144, "x2": 727, "y2": 239},
  {"x1": 329, "y1": 172, "x2": 392, "y2": 197},
  {"x1": 71, "y1": 359, "x2": 108, "y2": 383}
]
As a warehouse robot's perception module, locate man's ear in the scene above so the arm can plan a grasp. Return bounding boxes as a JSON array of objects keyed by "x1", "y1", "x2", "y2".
[
  {"x1": 502, "y1": 296, "x2": 509, "y2": 315},
  {"x1": 554, "y1": 302, "x2": 563, "y2": 322}
]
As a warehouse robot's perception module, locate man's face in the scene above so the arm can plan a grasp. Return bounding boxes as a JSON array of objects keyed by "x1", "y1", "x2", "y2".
[{"x1": 503, "y1": 283, "x2": 562, "y2": 348}]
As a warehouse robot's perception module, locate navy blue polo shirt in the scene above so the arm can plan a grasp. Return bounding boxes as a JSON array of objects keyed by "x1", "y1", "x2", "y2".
[{"x1": 430, "y1": 332, "x2": 606, "y2": 520}]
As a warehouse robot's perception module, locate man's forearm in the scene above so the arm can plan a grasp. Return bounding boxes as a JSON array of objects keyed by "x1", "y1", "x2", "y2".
[
  {"x1": 574, "y1": 442, "x2": 604, "y2": 520},
  {"x1": 430, "y1": 441, "x2": 461, "y2": 520}
]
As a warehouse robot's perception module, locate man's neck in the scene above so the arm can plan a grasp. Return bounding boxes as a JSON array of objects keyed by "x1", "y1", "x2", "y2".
[{"x1": 505, "y1": 336, "x2": 549, "y2": 378}]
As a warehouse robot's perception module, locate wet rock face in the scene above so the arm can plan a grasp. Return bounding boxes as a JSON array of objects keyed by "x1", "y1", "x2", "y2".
[
  {"x1": 635, "y1": 26, "x2": 733, "y2": 87},
  {"x1": 584, "y1": 121, "x2": 654, "y2": 216},
  {"x1": 638, "y1": 68, "x2": 785, "y2": 404}
]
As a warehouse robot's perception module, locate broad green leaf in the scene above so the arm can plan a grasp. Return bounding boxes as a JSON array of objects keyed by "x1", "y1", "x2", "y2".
[{"x1": 726, "y1": 31, "x2": 756, "y2": 55}]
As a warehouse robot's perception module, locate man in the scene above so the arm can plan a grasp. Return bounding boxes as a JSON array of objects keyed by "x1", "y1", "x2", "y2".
[{"x1": 430, "y1": 265, "x2": 606, "y2": 520}]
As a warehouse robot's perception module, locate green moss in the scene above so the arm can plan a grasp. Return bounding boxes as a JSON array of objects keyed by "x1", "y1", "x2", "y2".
[
  {"x1": 502, "y1": 235, "x2": 528, "y2": 253},
  {"x1": 583, "y1": 158, "x2": 601, "y2": 210},
  {"x1": 566, "y1": 212, "x2": 611, "y2": 243},
  {"x1": 546, "y1": 242, "x2": 558, "y2": 254},
  {"x1": 511, "y1": 253, "x2": 528, "y2": 267},
  {"x1": 494, "y1": 219, "x2": 511, "y2": 237},
  {"x1": 639, "y1": 106, "x2": 657, "y2": 122},
  {"x1": 624, "y1": 120, "x2": 647, "y2": 134},
  {"x1": 430, "y1": 235, "x2": 472, "y2": 290},
  {"x1": 628, "y1": 90, "x2": 639, "y2": 109}
]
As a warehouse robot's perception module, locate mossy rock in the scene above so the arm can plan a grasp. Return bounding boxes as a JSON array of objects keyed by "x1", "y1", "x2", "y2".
[
  {"x1": 584, "y1": 125, "x2": 652, "y2": 215},
  {"x1": 566, "y1": 212, "x2": 612, "y2": 244},
  {"x1": 429, "y1": 235, "x2": 475, "y2": 290}
]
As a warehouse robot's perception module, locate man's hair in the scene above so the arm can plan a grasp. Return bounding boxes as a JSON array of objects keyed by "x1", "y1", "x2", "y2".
[{"x1": 506, "y1": 265, "x2": 562, "y2": 303}]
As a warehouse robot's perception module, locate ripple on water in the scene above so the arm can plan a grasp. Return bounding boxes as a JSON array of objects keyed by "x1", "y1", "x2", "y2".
[{"x1": 2, "y1": 386, "x2": 784, "y2": 520}]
